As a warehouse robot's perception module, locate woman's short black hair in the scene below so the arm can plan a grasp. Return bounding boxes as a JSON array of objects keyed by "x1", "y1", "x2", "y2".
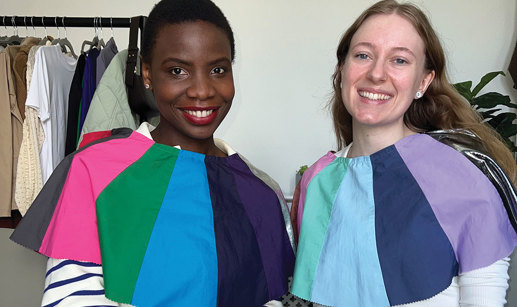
[{"x1": 141, "y1": 0, "x2": 235, "y2": 62}]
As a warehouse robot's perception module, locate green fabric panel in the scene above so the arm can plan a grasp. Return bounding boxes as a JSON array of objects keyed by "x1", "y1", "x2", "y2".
[
  {"x1": 96, "y1": 145, "x2": 178, "y2": 303},
  {"x1": 291, "y1": 158, "x2": 348, "y2": 300}
]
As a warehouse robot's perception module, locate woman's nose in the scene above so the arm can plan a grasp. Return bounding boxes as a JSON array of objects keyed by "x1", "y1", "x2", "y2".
[
  {"x1": 186, "y1": 74, "x2": 215, "y2": 100},
  {"x1": 367, "y1": 59, "x2": 387, "y2": 83}
]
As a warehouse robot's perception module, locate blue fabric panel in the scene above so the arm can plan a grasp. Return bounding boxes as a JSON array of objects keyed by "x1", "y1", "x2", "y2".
[
  {"x1": 205, "y1": 156, "x2": 268, "y2": 307},
  {"x1": 311, "y1": 157, "x2": 390, "y2": 307},
  {"x1": 371, "y1": 146, "x2": 458, "y2": 305},
  {"x1": 131, "y1": 150, "x2": 218, "y2": 306}
]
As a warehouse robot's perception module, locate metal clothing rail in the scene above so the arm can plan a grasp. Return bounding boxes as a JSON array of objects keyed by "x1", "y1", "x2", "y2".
[{"x1": 1, "y1": 15, "x2": 145, "y2": 29}]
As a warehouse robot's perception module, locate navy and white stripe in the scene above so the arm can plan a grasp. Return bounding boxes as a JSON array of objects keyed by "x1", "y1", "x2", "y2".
[{"x1": 42, "y1": 258, "x2": 132, "y2": 307}]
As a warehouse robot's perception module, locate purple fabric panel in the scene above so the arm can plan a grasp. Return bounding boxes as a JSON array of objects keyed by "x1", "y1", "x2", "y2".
[
  {"x1": 297, "y1": 152, "x2": 336, "y2": 234},
  {"x1": 226, "y1": 155, "x2": 294, "y2": 300},
  {"x1": 395, "y1": 134, "x2": 517, "y2": 273},
  {"x1": 205, "y1": 156, "x2": 268, "y2": 306}
]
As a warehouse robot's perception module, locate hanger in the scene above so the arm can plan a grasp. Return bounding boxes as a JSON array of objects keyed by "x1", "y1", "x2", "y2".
[
  {"x1": 38, "y1": 16, "x2": 50, "y2": 45},
  {"x1": 51, "y1": 17, "x2": 61, "y2": 46},
  {"x1": 23, "y1": 16, "x2": 28, "y2": 38},
  {"x1": 31, "y1": 16, "x2": 36, "y2": 38},
  {"x1": 98, "y1": 17, "x2": 106, "y2": 48},
  {"x1": 6, "y1": 16, "x2": 22, "y2": 45},
  {"x1": 110, "y1": 17, "x2": 114, "y2": 39},
  {"x1": 80, "y1": 17, "x2": 100, "y2": 54},
  {"x1": 0, "y1": 17, "x2": 8, "y2": 45},
  {"x1": 56, "y1": 17, "x2": 77, "y2": 59}
]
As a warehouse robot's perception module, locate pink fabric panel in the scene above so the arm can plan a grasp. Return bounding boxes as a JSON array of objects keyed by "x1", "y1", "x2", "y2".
[
  {"x1": 39, "y1": 132, "x2": 154, "y2": 263},
  {"x1": 297, "y1": 152, "x2": 336, "y2": 234}
]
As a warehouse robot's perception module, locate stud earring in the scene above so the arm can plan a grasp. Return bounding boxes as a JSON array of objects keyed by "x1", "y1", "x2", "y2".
[
  {"x1": 415, "y1": 91, "x2": 422, "y2": 99},
  {"x1": 145, "y1": 83, "x2": 150, "y2": 89}
]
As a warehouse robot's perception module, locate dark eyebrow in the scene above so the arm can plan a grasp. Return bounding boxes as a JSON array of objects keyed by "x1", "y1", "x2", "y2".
[
  {"x1": 161, "y1": 56, "x2": 232, "y2": 67},
  {"x1": 162, "y1": 57, "x2": 191, "y2": 66},
  {"x1": 207, "y1": 57, "x2": 232, "y2": 66}
]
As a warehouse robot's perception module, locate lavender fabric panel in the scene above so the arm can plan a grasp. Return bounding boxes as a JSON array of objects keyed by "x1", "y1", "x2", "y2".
[
  {"x1": 395, "y1": 134, "x2": 517, "y2": 273},
  {"x1": 226, "y1": 155, "x2": 294, "y2": 299}
]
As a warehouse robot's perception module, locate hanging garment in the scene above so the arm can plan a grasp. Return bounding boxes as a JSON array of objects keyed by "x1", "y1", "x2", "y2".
[
  {"x1": 64, "y1": 54, "x2": 86, "y2": 155},
  {"x1": 291, "y1": 133, "x2": 517, "y2": 307},
  {"x1": 11, "y1": 123, "x2": 295, "y2": 306},
  {"x1": 80, "y1": 49, "x2": 158, "y2": 142},
  {"x1": 509, "y1": 41, "x2": 517, "y2": 89},
  {"x1": 15, "y1": 106, "x2": 45, "y2": 216},
  {"x1": 0, "y1": 45, "x2": 23, "y2": 216},
  {"x1": 78, "y1": 47, "x2": 100, "y2": 133},
  {"x1": 13, "y1": 44, "x2": 50, "y2": 216},
  {"x1": 25, "y1": 45, "x2": 77, "y2": 183},
  {"x1": 12, "y1": 37, "x2": 41, "y2": 121},
  {"x1": 95, "y1": 37, "x2": 118, "y2": 86},
  {"x1": 0, "y1": 49, "x2": 14, "y2": 216}
]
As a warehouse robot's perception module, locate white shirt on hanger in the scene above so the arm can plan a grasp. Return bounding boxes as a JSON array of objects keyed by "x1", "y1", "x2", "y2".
[{"x1": 25, "y1": 45, "x2": 77, "y2": 183}]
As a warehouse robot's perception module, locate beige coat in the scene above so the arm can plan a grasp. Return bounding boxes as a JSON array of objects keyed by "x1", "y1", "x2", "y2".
[{"x1": 0, "y1": 46, "x2": 23, "y2": 216}]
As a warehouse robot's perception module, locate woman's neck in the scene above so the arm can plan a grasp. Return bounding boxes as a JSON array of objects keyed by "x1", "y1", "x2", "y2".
[
  {"x1": 348, "y1": 124, "x2": 416, "y2": 158},
  {"x1": 150, "y1": 124, "x2": 227, "y2": 157}
]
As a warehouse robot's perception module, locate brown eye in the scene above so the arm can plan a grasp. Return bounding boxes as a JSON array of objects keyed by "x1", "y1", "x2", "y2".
[
  {"x1": 170, "y1": 67, "x2": 187, "y2": 75},
  {"x1": 211, "y1": 67, "x2": 225, "y2": 74}
]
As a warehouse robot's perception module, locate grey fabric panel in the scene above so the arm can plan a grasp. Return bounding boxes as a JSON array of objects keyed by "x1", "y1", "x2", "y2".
[{"x1": 10, "y1": 128, "x2": 133, "y2": 251}]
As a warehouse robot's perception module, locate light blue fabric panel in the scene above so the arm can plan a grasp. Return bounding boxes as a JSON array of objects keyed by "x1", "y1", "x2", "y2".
[
  {"x1": 131, "y1": 150, "x2": 218, "y2": 306},
  {"x1": 311, "y1": 156, "x2": 390, "y2": 307}
]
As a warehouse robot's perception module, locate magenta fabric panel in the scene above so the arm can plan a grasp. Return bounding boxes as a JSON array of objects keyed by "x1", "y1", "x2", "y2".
[{"x1": 39, "y1": 132, "x2": 153, "y2": 263}]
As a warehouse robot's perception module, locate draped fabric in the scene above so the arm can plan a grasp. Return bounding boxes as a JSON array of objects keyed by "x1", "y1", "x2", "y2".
[
  {"x1": 11, "y1": 128, "x2": 295, "y2": 306},
  {"x1": 291, "y1": 133, "x2": 517, "y2": 307}
]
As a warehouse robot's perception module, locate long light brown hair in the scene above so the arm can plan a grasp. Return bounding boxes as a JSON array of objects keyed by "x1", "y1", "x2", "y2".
[{"x1": 330, "y1": 0, "x2": 516, "y2": 183}]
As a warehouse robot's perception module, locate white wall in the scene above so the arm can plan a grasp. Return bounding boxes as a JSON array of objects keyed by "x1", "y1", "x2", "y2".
[
  {"x1": 1, "y1": 0, "x2": 516, "y2": 305},
  {"x1": 2, "y1": 0, "x2": 515, "y2": 196}
]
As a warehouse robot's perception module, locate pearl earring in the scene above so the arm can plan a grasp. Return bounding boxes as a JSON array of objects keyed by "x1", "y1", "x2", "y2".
[
  {"x1": 145, "y1": 83, "x2": 150, "y2": 89},
  {"x1": 415, "y1": 91, "x2": 422, "y2": 99}
]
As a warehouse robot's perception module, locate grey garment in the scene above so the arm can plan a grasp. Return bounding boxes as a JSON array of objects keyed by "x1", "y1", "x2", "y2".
[
  {"x1": 95, "y1": 37, "x2": 118, "y2": 86},
  {"x1": 79, "y1": 49, "x2": 158, "y2": 145}
]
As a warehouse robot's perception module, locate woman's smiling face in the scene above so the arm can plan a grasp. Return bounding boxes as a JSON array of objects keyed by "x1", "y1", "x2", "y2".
[
  {"x1": 142, "y1": 20, "x2": 234, "y2": 146},
  {"x1": 340, "y1": 13, "x2": 434, "y2": 133}
]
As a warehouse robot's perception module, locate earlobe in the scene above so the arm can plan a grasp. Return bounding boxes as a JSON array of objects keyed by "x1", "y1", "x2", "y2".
[
  {"x1": 141, "y1": 61, "x2": 153, "y2": 90},
  {"x1": 419, "y1": 70, "x2": 435, "y2": 95}
]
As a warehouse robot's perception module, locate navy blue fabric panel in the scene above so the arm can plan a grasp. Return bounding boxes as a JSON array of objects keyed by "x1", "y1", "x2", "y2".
[
  {"x1": 205, "y1": 156, "x2": 269, "y2": 307},
  {"x1": 371, "y1": 145, "x2": 458, "y2": 305}
]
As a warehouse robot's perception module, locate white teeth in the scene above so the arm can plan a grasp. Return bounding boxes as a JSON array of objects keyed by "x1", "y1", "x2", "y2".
[
  {"x1": 185, "y1": 109, "x2": 214, "y2": 118},
  {"x1": 359, "y1": 91, "x2": 391, "y2": 100}
]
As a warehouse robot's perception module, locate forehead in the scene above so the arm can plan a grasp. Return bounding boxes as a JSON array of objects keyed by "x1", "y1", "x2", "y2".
[
  {"x1": 151, "y1": 21, "x2": 232, "y2": 62},
  {"x1": 351, "y1": 13, "x2": 425, "y2": 55}
]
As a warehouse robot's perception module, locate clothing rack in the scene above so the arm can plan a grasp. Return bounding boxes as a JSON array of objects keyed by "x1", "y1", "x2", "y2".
[
  {"x1": 2, "y1": 15, "x2": 146, "y2": 48},
  {"x1": 1, "y1": 16, "x2": 145, "y2": 30}
]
